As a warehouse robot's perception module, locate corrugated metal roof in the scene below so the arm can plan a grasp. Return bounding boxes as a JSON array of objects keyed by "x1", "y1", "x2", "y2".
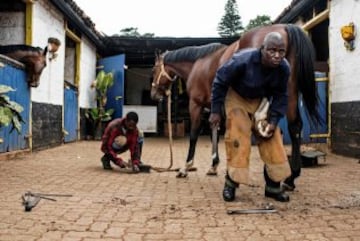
[{"x1": 274, "y1": 0, "x2": 320, "y2": 24}]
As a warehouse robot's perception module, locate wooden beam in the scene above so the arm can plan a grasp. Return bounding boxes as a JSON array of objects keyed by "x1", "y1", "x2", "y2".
[
  {"x1": 25, "y1": 2, "x2": 33, "y2": 44},
  {"x1": 65, "y1": 27, "x2": 81, "y2": 43},
  {"x1": 302, "y1": 9, "x2": 330, "y2": 31}
]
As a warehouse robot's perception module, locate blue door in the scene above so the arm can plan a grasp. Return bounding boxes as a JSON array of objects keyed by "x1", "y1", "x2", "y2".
[
  {"x1": 0, "y1": 62, "x2": 30, "y2": 152},
  {"x1": 278, "y1": 72, "x2": 328, "y2": 144},
  {"x1": 306, "y1": 72, "x2": 328, "y2": 143},
  {"x1": 64, "y1": 84, "x2": 78, "y2": 143},
  {"x1": 97, "y1": 54, "x2": 125, "y2": 119}
]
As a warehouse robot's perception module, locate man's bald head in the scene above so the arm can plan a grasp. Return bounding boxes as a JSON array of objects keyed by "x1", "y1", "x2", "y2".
[{"x1": 263, "y1": 32, "x2": 285, "y2": 48}]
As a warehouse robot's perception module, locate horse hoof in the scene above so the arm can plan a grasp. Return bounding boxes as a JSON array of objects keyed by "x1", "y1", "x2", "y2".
[
  {"x1": 176, "y1": 169, "x2": 188, "y2": 178},
  {"x1": 185, "y1": 160, "x2": 194, "y2": 169},
  {"x1": 206, "y1": 167, "x2": 217, "y2": 176}
]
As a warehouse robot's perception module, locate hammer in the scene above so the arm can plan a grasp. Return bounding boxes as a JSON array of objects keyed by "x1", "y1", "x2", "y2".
[{"x1": 227, "y1": 203, "x2": 277, "y2": 215}]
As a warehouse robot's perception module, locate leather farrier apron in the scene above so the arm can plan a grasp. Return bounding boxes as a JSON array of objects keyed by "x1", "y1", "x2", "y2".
[{"x1": 224, "y1": 88, "x2": 291, "y2": 184}]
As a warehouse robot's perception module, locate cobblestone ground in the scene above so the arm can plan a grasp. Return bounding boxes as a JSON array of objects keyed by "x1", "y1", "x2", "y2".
[{"x1": 0, "y1": 137, "x2": 359, "y2": 241}]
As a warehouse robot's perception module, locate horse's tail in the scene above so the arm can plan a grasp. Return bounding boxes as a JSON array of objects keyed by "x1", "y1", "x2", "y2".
[{"x1": 285, "y1": 24, "x2": 322, "y2": 124}]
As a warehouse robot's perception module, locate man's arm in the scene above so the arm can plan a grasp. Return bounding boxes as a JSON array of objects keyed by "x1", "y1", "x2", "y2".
[
  {"x1": 211, "y1": 57, "x2": 244, "y2": 114},
  {"x1": 210, "y1": 55, "x2": 246, "y2": 128},
  {"x1": 128, "y1": 130, "x2": 140, "y2": 165}
]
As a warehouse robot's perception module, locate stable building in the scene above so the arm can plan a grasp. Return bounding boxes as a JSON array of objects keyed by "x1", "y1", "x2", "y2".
[
  {"x1": 1, "y1": 0, "x2": 358, "y2": 160},
  {"x1": 275, "y1": 0, "x2": 359, "y2": 158}
]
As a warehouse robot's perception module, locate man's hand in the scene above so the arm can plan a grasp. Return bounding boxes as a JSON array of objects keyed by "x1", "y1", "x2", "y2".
[
  {"x1": 256, "y1": 120, "x2": 276, "y2": 138},
  {"x1": 209, "y1": 113, "x2": 221, "y2": 129},
  {"x1": 114, "y1": 157, "x2": 126, "y2": 168}
]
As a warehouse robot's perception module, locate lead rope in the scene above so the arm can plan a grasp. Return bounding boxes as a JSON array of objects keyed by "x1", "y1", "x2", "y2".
[{"x1": 150, "y1": 83, "x2": 176, "y2": 172}]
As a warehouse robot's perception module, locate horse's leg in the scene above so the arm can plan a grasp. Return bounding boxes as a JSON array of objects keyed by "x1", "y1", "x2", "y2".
[
  {"x1": 176, "y1": 100, "x2": 203, "y2": 178},
  {"x1": 284, "y1": 107, "x2": 303, "y2": 191},
  {"x1": 206, "y1": 124, "x2": 220, "y2": 175}
]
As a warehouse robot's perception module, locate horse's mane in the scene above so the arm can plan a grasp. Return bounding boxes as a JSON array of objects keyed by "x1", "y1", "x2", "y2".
[
  {"x1": 0, "y1": 45, "x2": 43, "y2": 54},
  {"x1": 163, "y1": 43, "x2": 226, "y2": 63}
]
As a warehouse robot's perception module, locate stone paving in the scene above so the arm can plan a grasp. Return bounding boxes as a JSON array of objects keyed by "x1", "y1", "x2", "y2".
[{"x1": 0, "y1": 136, "x2": 359, "y2": 241}]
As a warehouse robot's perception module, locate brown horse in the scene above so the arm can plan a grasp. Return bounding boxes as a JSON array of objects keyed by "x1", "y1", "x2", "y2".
[
  {"x1": 0, "y1": 45, "x2": 48, "y2": 87},
  {"x1": 151, "y1": 24, "x2": 320, "y2": 187}
]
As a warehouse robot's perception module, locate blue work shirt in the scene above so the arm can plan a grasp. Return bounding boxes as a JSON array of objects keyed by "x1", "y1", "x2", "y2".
[{"x1": 211, "y1": 48, "x2": 290, "y2": 125}]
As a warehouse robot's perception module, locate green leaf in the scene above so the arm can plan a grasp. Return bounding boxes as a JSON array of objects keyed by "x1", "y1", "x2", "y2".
[
  {"x1": 11, "y1": 116, "x2": 21, "y2": 133},
  {"x1": 88, "y1": 108, "x2": 100, "y2": 121},
  {"x1": 0, "y1": 107, "x2": 12, "y2": 126},
  {"x1": 0, "y1": 84, "x2": 23, "y2": 133},
  {"x1": 8, "y1": 100, "x2": 24, "y2": 113},
  {"x1": 105, "y1": 108, "x2": 114, "y2": 115},
  {"x1": 88, "y1": 70, "x2": 115, "y2": 124},
  {"x1": 0, "y1": 85, "x2": 15, "y2": 94},
  {"x1": 1, "y1": 94, "x2": 10, "y2": 103}
]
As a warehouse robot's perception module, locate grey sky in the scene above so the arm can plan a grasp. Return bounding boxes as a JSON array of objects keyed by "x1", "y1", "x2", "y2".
[{"x1": 74, "y1": 0, "x2": 292, "y2": 37}]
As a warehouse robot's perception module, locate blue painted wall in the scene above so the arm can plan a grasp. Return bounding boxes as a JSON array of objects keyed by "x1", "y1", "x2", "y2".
[{"x1": 0, "y1": 63, "x2": 30, "y2": 152}]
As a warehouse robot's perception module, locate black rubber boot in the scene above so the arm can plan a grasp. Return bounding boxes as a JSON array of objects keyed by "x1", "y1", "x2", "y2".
[
  {"x1": 101, "y1": 154, "x2": 113, "y2": 170},
  {"x1": 264, "y1": 166, "x2": 289, "y2": 202},
  {"x1": 223, "y1": 173, "x2": 239, "y2": 202}
]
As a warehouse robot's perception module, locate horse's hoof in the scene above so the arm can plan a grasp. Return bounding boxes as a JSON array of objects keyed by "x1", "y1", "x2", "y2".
[
  {"x1": 176, "y1": 169, "x2": 188, "y2": 178},
  {"x1": 185, "y1": 160, "x2": 194, "y2": 169},
  {"x1": 206, "y1": 167, "x2": 217, "y2": 176}
]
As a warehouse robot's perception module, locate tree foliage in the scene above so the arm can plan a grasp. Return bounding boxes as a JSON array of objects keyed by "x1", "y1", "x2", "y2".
[
  {"x1": 114, "y1": 27, "x2": 155, "y2": 37},
  {"x1": 119, "y1": 27, "x2": 141, "y2": 37},
  {"x1": 217, "y1": 0, "x2": 243, "y2": 37},
  {"x1": 246, "y1": 15, "x2": 272, "y2": 31}
]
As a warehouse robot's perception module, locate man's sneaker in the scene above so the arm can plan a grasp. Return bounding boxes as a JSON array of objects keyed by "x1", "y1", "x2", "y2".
[
  {"x1": 132, "y1": 160, "x2": 140, "y2": 173},
  {"x1": 132, "y1": 164, "x2": 140, "y2": 173},
  {"x1": 101, "y1": 156, "x2": 113, "y2": 170}
]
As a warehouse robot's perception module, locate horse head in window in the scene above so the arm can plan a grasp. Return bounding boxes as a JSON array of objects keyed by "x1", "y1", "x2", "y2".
[{"x1": 0, "y1": 38, "x2": 60, "y2": 87}]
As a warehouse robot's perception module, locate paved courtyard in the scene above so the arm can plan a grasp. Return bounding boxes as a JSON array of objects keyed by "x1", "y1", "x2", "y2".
[{"x1": 0, "y1": 136, "x2": 359, "y2": 241}]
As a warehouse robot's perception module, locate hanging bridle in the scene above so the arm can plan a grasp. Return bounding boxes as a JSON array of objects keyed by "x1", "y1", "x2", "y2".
[{"x1": 151, "y1": 56, "x2": 177, "y2": 96}]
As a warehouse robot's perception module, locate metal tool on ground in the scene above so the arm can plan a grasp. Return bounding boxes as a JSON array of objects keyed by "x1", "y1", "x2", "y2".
[
  {"x1": 227, "y1": 203, "x2": 277, "y2": 215},
  {"x1": 21, "y1": 191, "x2": 73, "y2": 212}
]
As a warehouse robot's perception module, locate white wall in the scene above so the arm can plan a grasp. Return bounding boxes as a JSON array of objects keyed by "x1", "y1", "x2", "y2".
[
  {"x1": 79, "y1": 37, "x2": 97, "y2": 108},
  {"x1": 30, "y1": 0, "x2": 98, "y2": 109},
  {"x1": 0, "y1": 12, "x2": 24, "y2": 44},
  {"x1": 329, "y1": 0, "x2": 360, "y2": 103},
  {"x1": 32, "y1": 0, "x2": 65, "y2": 105}
]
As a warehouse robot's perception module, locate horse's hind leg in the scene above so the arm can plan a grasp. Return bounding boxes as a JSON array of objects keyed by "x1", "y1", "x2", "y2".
[
  {"x1": 284, "y1": 110, "x2": 303, "y2": 191},
  {"x1": 206, "y1": 126, "x2": 220, "y2": 175}
]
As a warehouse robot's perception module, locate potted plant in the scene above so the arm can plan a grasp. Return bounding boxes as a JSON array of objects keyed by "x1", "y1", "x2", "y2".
[
  {"x1": 86, "y1": 70, "x2": 115, "y2": 140},
  {"x1": 0, "y1": 85, "x2": 24, "y2": 143}
]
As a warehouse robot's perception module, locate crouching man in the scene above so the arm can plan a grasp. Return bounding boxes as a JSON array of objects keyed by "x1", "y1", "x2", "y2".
[{"x1": 100, "y1": 111, "x2": 144, "y2": 172}]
